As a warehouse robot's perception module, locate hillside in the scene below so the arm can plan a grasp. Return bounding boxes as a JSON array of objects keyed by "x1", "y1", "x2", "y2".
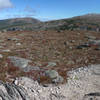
[
  {"x1": 0, "y1": 17, "x2": 42, "y2": 30},
  {"x1": 41, "y1": 14, "x2": 100, "y2": 31},
  {"x1": 0, "y1": 14, "x2": 100, "y2": 32}
]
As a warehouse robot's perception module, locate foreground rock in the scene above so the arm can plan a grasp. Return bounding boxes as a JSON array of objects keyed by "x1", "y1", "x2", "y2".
[
  {"x1": 92, "y1": 64, "x2": 100, "y2": 75},
  {"x1": 88, "y1": 40, "x2": 100, "y2": 46},
  {"x1": 8, "y1": 56, "x2": 40, "y2": 72},
  {"x1": 76, "y1": 43, "x2": 90, "y2": 49},
  {"x1": 83, "y1": 92, "x2": 100, "y2": 100},
  {"x1": 0, "y1": 81, "x2": 30, "y2": 100},
  {"x1": 85, "y1": 35, "x2": 96, "y2": 40},
  {"x1": 8, "y1": 56, "x2": 31, "y2": 68},
  {"x1": 77, "y1": 40, "x2": 100, "y2": 49},
  {"x1": 0, "y1": 65, "x2": 100, "y2": 100},
  {"x1": 45, "y1": 70, "x2": 64, "y2": 84},
  {"x1": 14, "y1": 77, "x2": 66, "y2": 100},
  {"x1": 46, "y1": 62, "x2": 57, "y2": 68},
  {"x1": 0, "y1": 54, "x2": 3, "y2": 58}
]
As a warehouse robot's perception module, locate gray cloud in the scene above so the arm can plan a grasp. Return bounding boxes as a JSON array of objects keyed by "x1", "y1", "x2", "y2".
[{"x1": 0, "y1": 0, "x2": 13, "y2": 10}]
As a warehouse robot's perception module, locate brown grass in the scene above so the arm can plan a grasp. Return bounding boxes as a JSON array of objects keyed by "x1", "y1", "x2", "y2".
[
  {"x1": 39, "y1": 76, "x2": 52, "y2": 84},
  {"x1": 0, "y1": 30, "x2": 100, "y2": 83}
]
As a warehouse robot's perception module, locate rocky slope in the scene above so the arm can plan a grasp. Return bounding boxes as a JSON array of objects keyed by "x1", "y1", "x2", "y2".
[{"x1": 0, "y1": 64, "x2": 100, "y2": 100}]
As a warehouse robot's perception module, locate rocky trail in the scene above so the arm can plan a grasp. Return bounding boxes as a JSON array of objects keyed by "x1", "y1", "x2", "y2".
[{"x1": 0, "y1": 64, "x2": 100, "y2": 100}]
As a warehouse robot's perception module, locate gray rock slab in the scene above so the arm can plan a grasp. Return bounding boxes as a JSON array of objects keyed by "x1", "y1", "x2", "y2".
[
  {"x1": 23, "y1": 65, "x2": 40, "y2": 72},
  {"x1": 46, "y1": 62, "x2": 57, "y2": 68},
  {"x1": 0, "y1": 81, "x2": 30, "y2": 100},
  {"x1": 8, "y1": 56, "x2": 31, "y2": 69},
  {"x1": 45, "y1": 70, "x2": 59, "y2": 79},
  {"x1": 92, "y1": 65, "x2": 100, "y2": 75}
]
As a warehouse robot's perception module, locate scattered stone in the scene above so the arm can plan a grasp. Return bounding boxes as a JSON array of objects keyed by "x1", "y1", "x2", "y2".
[
  {"x1": 70, "y1": 40, "x2": 75, "y2": 43},
  {"x1": 0, "y1": 54, "x2": 3, "y2": 58},
  {"x1": 88, "y1": 40, "x2": 100, "y2": 46},
  {"x1": 2, "y1": 29, "x2": 7, "y2": 33},
  {"x1": 83, "y1": 92, "x2": 100, "y2": 100},
  {"x1": 7, "y1": 38, "x2": 12, "y2": 41},
  {"x1": 92, "y1": 65, "x2": 100, "y2": 75},
  {"x1": 95, "y1": 47, "x2": 100, "y2": 50},
  {"x1": 64, "y1": 41, "x2": 70, "y2": 46},
  {"x1": 23, "y1": 65, "x2": 40, "y2": 72},
  {"x1": 85, "y1": 92, "x2": 100, "y2": 96},
  {"x1": 8, "y1": 56, "x2": 31, "y2": 69},
  {"x1": 52, "y1": 75, "x2": 64, "y2": 84},
  {"x1": 46, "y1": 62, "x2": 57, "y2": 68},
  {"x1": 34, "y1": 62, "x2": 42, "y2": 67},
  {"x1": 12, "y1": 38, "x2": 20, "y2": 41},
  {"x1": 76, "y1": 43, "x2": 90, "y2": 49},
  {"x1": 8, "y1": 56, "x2": 40, "y2": 72},
  {"x1": 16, "y1": 43, "x2": 21, "y2": 46},
  {"x1": 2, "y1": 49, "x2": 11, "y2": 52},
  {"x1": 67, "y1": 60, "x2": 75, "y2": 65},
  {"x1": 85, "y1": 35, "x2": 96, "y2": 40},
  {"x1": 7, "y1": 27, "x2": 21, "y2": 31},
  {"x1": 77, "y1": 40, "x2": 100, "y2": 49},
  {"x1": 45, "y1": 70, "x2": 64, "y2": 84},
  {"x1": 64, "y1": 42, "x2": 67, "y2": 46},
  {"x1": 69, "y1": 46, "x2": 73, "y2": 49},
  {"x1": 0, "y1": 46, "x2": 3, "y2": 49},
  {"x1": 45, "y1": 70, "x2": 59, "y2": 79},
  {"x1": 0, "y1": 40, "x2": 4, "y2": 42},
  {"x1": 7, "y1": 38, "x2": 20, "y2": 41},
  {"x1": 77, "y1": 33, "x2": 80, "y2": 35}
]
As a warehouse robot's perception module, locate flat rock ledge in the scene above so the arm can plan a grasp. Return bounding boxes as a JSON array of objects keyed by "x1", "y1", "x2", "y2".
[{"x1": 0, "y1": 64, "x2": 100, "y2": 100}]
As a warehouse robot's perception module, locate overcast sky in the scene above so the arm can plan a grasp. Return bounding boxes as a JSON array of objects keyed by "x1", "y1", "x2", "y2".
[{"x1": 0, "y1": 0, "x2": 100, "y2": 21}]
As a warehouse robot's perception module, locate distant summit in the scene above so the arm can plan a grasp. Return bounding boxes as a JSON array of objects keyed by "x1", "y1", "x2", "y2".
[
  {"x1": 42, "y1": 13, "x2": 100, "y2": 31},
  {"x1": 78, "y1": 13, "x2": 100, "y2": 17},
  {"x1": 5, "y1": 17, "x2": 41, "y2": 25},
  {"x1": 0, "y1": 17, "x2": 42, "y2": 30},
  {"x1": 73, "y1": 13, "x2": 100, "y2": 23}
]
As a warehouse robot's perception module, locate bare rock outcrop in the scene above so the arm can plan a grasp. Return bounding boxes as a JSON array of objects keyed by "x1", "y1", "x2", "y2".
[
  {"x1": 0, "y1": 65, "x2": 100, "y2": 100},
  {"x1": 0, "y1": 81, "x2": 30, "y2": 100}
]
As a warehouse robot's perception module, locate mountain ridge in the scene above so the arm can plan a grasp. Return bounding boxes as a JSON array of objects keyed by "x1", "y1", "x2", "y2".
[{"x1": 0, "y1": 13, "x2": 100, "y2": 31}]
